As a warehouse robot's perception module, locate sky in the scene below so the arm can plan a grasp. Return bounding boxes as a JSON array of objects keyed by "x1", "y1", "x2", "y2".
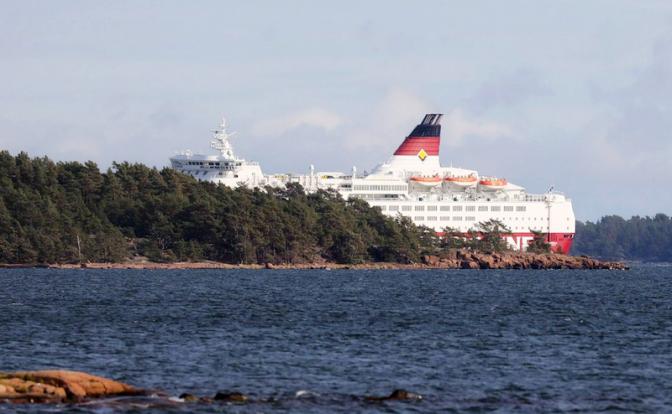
[{"x1": 1, "y1": 0, "x2": 671, "y2": 220}]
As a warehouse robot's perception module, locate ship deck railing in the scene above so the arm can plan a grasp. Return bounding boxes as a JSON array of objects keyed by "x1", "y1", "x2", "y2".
[{"x1": 349, "y1": 192, "x2": 568, "y2": 203}]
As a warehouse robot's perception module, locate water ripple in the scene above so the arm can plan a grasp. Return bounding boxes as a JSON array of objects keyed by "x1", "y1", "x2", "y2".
[{"x1": 1, "y1": 266, "x2": 671, "y2": 412}]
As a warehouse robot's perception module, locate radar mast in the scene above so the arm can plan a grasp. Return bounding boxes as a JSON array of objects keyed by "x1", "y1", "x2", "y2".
[{"x1": 210, "y1": 118, "x2": 238, "y2": 160}]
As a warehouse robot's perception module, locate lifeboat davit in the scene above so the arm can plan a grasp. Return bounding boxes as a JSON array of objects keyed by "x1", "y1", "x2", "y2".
[
  {"x1": 444, "y1": 174, "x2": 478, "y2": 188},
  {"x1": 409, "y1": 175, "x2": 443, "y2": 187},
  {"x1": 479, "y1": 177, "x2": 508, "y2": 191}
]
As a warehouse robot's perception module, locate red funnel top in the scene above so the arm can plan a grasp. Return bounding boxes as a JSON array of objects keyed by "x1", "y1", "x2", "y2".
[{"x1": 393, "y1": 114, "x2": 442, "y2": 156}]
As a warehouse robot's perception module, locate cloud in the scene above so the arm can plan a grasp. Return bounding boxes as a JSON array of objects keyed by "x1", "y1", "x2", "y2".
[
  {"x1": 241, "y1": 89, "x2": 514, "y2": 173},
  {"x1": 343, "y1": 89, "x2": 433, "y2": 151},
  {"x1": 251, "y1": 108, "x2": 343, "y2": 136},
  {"x1": 441, "y1": 109, "x2": 513, "y2": 147},
  {"x1": 589, "y1": 31, "x2": 672, "y2": 173},
  {"x1": 343, "y1": 89, "x2": 513, "y2": 159},
  {"x1": 466, "y1": 69, "x2": 550, "y2": 114}
]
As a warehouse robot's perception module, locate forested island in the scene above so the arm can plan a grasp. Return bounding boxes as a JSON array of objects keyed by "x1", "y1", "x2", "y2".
[
  {"x1": 573, "y1": 215, "x2": 672, "y2": 262},
  {"x1": 0, "y1": 151, "x2": 643, "y2": 267},
  {"x1": 0, "y1": 151, "x2": 439, "y2": 265}
]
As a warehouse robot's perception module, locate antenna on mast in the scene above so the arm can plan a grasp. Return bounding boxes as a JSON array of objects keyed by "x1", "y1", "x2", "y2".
[{"x1": 210, "y1": 117, "x2": 238, "y2": 159}]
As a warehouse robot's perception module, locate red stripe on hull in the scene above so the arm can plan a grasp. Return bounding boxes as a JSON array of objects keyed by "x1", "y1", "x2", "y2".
[
  {"x1": 435, "y1": 232, "x2": 575, "y2": 254},
  {"x1": 393, "y1": 136, "x2": 440, "y2": 156},
  {"x1": 547, "y1": 233, "x2": 575, "y2": 254}
]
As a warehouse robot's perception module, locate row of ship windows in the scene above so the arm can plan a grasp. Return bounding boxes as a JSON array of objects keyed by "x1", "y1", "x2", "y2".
[
  {"x1": 416, "y1": 216, "x2": 475, "y2": 222},
  {"x1": 183, "y1": 170, "x2": 238, "y2": 178},
  {"x1": 353, "y1": 185, "x2": 408, "y2": 192},
  {"x1": 185, "y1": 161, "x2": 242, "y2": 167},
  {"x1": 414, "y1": 216, "x2": 549, "y2": 222},
  {"x1": 381, "y1": 205, "x2": 527, "y2": 212},
  {"x1": 184, "y1": 170, "x2": 210, "y2": 176}
]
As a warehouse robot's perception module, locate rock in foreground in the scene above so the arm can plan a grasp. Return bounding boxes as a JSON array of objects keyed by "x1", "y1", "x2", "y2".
[
  {"x1": 0, "y1": 370, "x2": 426, "y2": 409},
  {"x1": 365, "y1": 389, "x2": 423, "y2": 401},
  {"x1": 0, "y1": 370, "x2": 144, "y2": 403}
]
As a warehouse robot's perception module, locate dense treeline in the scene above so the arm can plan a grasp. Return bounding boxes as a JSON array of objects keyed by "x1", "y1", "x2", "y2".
[
  {"x1": 4, "y1": 151, "x2": 667, "y2": 264},
  {"x1": 573, "y1": 214, "x2": 672, "y2": 261},
  {"x1": 0, "y1": 151, "x2": 441, "y2": 264}
]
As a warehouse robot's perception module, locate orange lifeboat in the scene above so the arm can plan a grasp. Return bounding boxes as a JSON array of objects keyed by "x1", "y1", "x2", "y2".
[
  {"x1": 478, "y1": 177, "x2": 508, "y2": 190},
  {"x1": 409, "y1": 175, "x2": 442, "y2": 187},
  {"x1": 444, "y1": 174, "x2": 478, "y2": 188}
]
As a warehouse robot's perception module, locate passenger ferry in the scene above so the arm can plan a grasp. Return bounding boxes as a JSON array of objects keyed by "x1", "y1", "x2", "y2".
[{"x1": 170, "y1": 114, "x2": 575, "y2": 253}]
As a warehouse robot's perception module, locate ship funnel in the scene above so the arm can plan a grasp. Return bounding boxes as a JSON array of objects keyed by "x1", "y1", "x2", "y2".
[
  {"x1": 421, "y1": 113, "x2": 443, "y2": 126},
  {"x1": 393, "y1": 113, "x2": 442, "y2": 157}
]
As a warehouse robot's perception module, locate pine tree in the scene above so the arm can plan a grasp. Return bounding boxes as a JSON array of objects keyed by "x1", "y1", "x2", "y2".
[
  {"x1": 527, "y1": 229, "x2": 551, "y2": 254},
  {"x1": 475, "y1": 219, "x2": 511, "y2": 253}
]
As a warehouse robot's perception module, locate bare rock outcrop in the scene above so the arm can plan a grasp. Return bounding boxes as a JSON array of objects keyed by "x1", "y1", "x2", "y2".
[
  {"x1": 421, "y1": 255, "x2": 440, "y2": 266},
  {"x1": 37, "y1": 249, "x2": 627, "y2": 270},
  {"x1": 214, "y1": 391, "x2": 249, "y2": 402},
  {"x1": 444, "y1": 250, "x2": 628, "y2": 270},
  {"x1": 0, "y1": 370, "x2": 144, "y2": 403},
  {"x1": 365, "y1": 389, "x2": 423, "y2": 402}
]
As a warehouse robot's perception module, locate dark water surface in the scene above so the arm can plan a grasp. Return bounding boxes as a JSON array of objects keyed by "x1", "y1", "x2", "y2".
[{"x1": 1, "y1": 266, "x2": 671, "y2": 413}]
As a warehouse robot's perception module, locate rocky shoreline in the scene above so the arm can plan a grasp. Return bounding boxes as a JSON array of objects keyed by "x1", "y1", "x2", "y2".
[
  {"x1": 0, "y1": 250, "x2": 627, "y2": 270},
  {"x1": 0, "y1": 370, "x2": 421, "y2": 407},
  {"x1": 420, "y1": 250, "x2": 628, "y2": 270}
]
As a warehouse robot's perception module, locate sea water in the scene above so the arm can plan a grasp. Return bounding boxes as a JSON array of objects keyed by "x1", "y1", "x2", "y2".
[{"x1": 1, "y1": 266, "x2": 671, "y2": 412}]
